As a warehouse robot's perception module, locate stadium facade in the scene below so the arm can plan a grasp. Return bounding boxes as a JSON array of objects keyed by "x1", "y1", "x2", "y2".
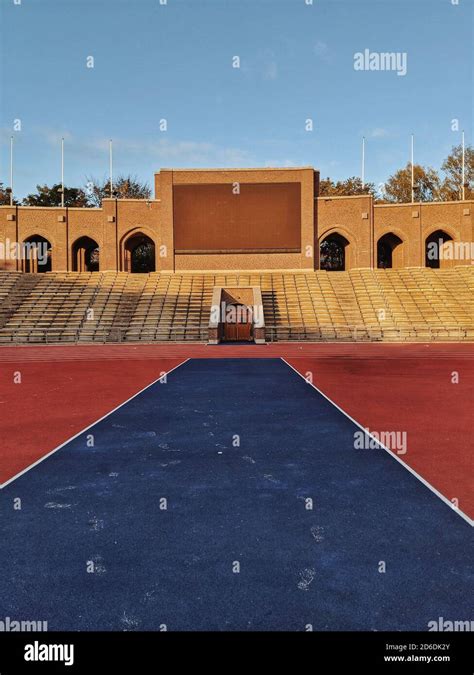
[{"x1": 0, "y1": 167, "x2": 472, "y2": 274}]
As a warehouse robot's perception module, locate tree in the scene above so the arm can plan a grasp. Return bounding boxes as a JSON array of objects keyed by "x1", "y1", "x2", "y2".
[
  {"x1": 319, "y1": 178, "x2": 335, "y2": 196},
  {"x1": 0, "y1": 183, "x2": 8, "y2": 205},
  {"x1": 85, "y1": 175, "x2": 152, "y2": 207},
  {"x1": 22, "y1": 183, "x2": 89, "y2": 207},
  {"x1": 383, "y1": 164, "x2": 441, "y2": 203},
  {"x1": 0, "y1": 182, "x2": 18, "y2": 206},
  {"x1": 319, "y1": 176, "x2": 378, "y2": 198},
  {"x1": 439, "y1": 144, "x2": 474, "y2": 201}
]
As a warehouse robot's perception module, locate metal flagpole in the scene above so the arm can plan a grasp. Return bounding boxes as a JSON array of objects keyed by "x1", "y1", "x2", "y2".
[
  {"x1": 361, "y1": 136, "x2": 365, "y2": 190},
  {"x1": 461, "y1": 130, "x2": 465, "y2": 201},
  {"x1": 10, "y1": 136, "x2": 14, "y2": 206},
  {"x1": 411, "y1": 134, "x2": 414, "y2": 203},
  {"x1": 61, "y1": 137, "x2": 65, "y2": 208},
  {"x1": 109, "y1": 139, "x2": 113, "y2": 198}
]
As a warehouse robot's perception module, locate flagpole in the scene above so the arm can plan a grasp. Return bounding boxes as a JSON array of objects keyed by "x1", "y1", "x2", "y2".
[
  {"x1": 461, "y1": 130, "x2": 465, "y2": 201},
  {"x1": 61, "y1": 137, "x2": 65, "y2": 208},
  {"x1": 10, "y1": 136, "x2": 14, "y2": 206},
  {"x1": 361, "y1": 136, "x2": 365, "y2": 190},
  {"x1": 109, "y1": 139, "x2": 113, "y2": 198},
  {"x1": 411, "y1": 134, "x2": 414, "y2": 203}
]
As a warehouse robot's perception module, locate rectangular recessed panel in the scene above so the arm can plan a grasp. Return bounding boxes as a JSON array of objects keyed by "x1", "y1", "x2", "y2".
[{"x1": 173, "y1": 183, "x2": 301, "y2": 251}]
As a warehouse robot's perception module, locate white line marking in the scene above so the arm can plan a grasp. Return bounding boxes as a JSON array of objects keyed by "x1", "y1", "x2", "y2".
[
  {"x1": 0, "y1": 358, "x2": 190, "y2": 490},
  {"x1": 281, "y1": 357, "x2": 473, "y2": 527}
]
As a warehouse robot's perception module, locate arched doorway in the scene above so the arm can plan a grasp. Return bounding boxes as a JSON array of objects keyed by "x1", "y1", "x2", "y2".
[
  {"x1": 72, "y1": 236, "x2": 99, "y2": 272},
  {"x1": 425, "y1": 230, "x2": 453, "y2": 269},
  {"x1": 124, "y1": 234, "x2": 155, "y2": 273},
  {"x1": 22, "y1": 235, "x2": 52, "y2": 273},
  {"x1": 377, "y1": 233, "x2": 403, "y2": 269},
  {"x1": 320, "y1": 233, "x2": 350, "y2": 271}
]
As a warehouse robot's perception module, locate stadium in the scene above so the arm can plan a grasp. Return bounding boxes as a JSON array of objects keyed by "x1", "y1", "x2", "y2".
[
  {"x1": 0, "y1": 0, "x2": 472, "y2": 665},
  {"x1": 1, "y1": 166, "x2": 472, "y2": 344},
  {"x1": 0, "y1": 163, "x2": 472, "y2": 637}
]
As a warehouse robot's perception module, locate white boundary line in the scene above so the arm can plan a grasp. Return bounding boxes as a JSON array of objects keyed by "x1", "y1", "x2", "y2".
[
  {"x1": 281, "y1": 357, "x2": 473, "y2": 527},
  {"x1": 0, "y1": 358, "x2": 190, "y2": 490}
]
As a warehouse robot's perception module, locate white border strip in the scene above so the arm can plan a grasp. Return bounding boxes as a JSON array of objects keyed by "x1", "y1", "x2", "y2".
[
  {"x1": 281, "y1": 357, "x2": 473, "y2": 527},
  {"x1": 0, "y1": 358, "x2": 190, "y2": 490}
]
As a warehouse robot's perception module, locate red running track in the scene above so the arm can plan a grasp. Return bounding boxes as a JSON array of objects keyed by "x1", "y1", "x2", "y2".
[
  {"x1": 0, "y1": 342, "x2": 472, "y2": 521},
  {"x1": 0, "y1": 342, "x2": 472, "y2": 361},
  {"x1": 0, "y1": 356, "x2": 185, "y2": 486},
  {"x1": 285, "y1": 355, "x2": 473, "y2": 522}
]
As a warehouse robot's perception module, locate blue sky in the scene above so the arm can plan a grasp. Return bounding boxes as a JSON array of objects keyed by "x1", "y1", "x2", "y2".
[{"x1": 0, "y1": 0, "x2": 472, "y2": 199}]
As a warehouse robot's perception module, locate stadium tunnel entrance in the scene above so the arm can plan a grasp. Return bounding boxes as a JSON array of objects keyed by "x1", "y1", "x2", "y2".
[{"x1": 208, "y1": 286, "x2": 265, "y2": 344}]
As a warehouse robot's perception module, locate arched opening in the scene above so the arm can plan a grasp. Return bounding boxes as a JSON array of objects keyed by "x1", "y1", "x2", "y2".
[
  {"x1": 377, "y1": 233, "x2": 403, "y2": 269},
  {"x1": 124, "y1": 234, "x2": 155, "y2": 273},
  {"x1": 22, "y1": 235, "x2": 52, "y2": 273},
  {"x1": 425, "y1": 230, "x2": 453, "y2": 269},
  {"x1": 72, "y1": 236, "x2": 99, "y2": 272},
  {"x1": 320, "y1": 233, "x2": 350, "y2": 271}
]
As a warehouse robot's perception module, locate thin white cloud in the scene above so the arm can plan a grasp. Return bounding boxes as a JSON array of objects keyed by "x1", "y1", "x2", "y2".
[
  {"x1": 370, "y1": 128, "x2": 389, "y2": 138},
  {"x1": 263, "y1": 60, "x2": 278, "y2": 81},
  {"x1": 264, "y1": 159, "x2": 297, "y2": 168},
  {"x1": 39, "y1": 129, "x2": 253, "y2": 167},
  {"x1": 314, "y1": 40, "x2": 331, "y2": 63},
  {"x1": 43, "y1": 130, "x2": 74, "y2": 145},
  {"x1": 0, "y1": 127, "x2": 15, "y2": 141},
  {"x1": 241, "y1": 49, "x2": 279, "y2": 81}
]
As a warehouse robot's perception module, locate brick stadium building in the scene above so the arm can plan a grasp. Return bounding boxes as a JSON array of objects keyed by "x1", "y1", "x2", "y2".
[
  {"x1": 0, "y1": 167, "x2": 472, "y2": 343},
  {"x1": 1, "y1": 167, "x2": 472, "y2": 273}
]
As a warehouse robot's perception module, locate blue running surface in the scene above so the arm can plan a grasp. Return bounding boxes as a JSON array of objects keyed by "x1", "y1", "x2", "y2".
[{"x1": 0, "y1": 359, "x2": 471, "y2": 630}]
